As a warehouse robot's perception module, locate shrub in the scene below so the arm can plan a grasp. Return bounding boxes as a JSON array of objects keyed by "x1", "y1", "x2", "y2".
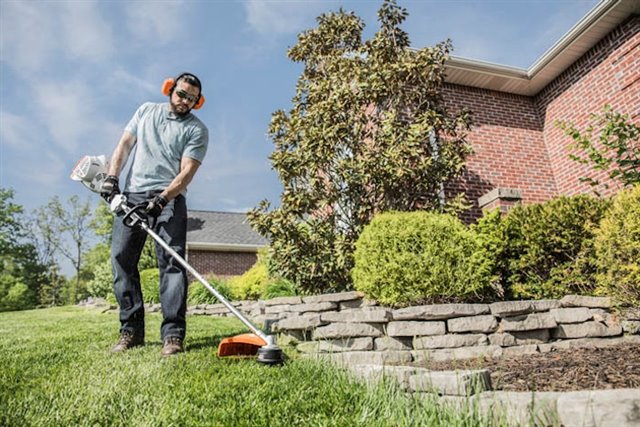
[
  {"x1": 139, "y1": 268, "x2": 160, "y2": 304},
  {"x1": 262, "y1": 278, "x2": 299, "y2": 299},
  {"x1": 352, "y1": 211, "x2": 497, "y2": 306},
  {"x1": 86, "y1": 260, "x2": 113, "y2": 300},
  {"x1": 594, "y1": 185, "x2": 640, "y2": 305},
  {"x1": 471, "y1": 208, "x2": 509, "y2": 298},
  {"x1": 500, "y1": 195, "x2": 609, "y2": 299},
  {"x1": 228, "y1": 262, "x2": 269, "y2": 301},
  {"x1": 188, "y1": 275, "x2": 233, "y2": 305}
]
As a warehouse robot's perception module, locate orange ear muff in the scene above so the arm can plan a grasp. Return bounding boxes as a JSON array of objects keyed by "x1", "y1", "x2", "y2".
[
  {"x1": 193, "y1": 94, "x2": 205, "y2": 109},
  {"x1": 161, "y1": 78, "x2": 175, "y2": 96},
  {"x1": 161, "y1": 77, "x2": 205, "y2": 109}
]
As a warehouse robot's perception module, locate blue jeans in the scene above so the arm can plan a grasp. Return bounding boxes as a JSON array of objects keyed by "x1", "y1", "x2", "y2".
[{"x1": 111, "y1": 191, "x2": 188, "y2": 341}]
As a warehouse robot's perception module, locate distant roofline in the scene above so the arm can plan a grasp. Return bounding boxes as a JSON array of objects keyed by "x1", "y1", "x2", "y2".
[{"x1": 444, "y1": 0, "x2": 639, "y2": 95}]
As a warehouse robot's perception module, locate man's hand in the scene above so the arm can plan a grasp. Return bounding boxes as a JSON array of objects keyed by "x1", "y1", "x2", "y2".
[
  {"x1": 100, "y1": 175, "x2": 120, "y2": 202},
  {"x1": 145, "y1": 194, "x2": 169, "y2": 218}
]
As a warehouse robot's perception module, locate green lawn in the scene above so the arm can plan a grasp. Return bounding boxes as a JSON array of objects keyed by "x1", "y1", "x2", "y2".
[{"x1": 0, "y1": 307, "x2": 505, "y2": 426}]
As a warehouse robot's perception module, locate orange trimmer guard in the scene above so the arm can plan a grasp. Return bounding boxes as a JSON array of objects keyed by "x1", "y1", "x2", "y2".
[{"x1": 217, "y1": 333, "x2": 267, "y2": 357}]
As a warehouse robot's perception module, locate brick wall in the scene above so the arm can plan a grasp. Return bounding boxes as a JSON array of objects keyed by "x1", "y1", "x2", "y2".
[
  {"x1": 535, "y1": 15, "x2": 640, "y2": 197},
  {"x1": 443, "y1": 16, "x2": 639, "y2": 222},
  {"x1": 442, "y1": 84, "x2": 556, "y2": 221},
  {"x1": 187, "y1": 250, "x2": 258, "y2": 279}
]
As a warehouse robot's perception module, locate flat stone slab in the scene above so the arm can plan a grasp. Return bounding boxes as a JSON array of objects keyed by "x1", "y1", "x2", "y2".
[
  {"x1": 552, "y1": 321, "x2": 622, "y2": 339},
  {"x1": 263, "y1": 296, "x2": 303, "y2": 306},
  {"x1": 273, "y1": 314, "x2": 325, "y2": 331},
  {"x1": 409, "y1": 369, "x2": 492, "y2": 396},
  {"x1": 314, "y1": 350, "x2": 413, "y2": 366},
  {"x1": 414, "y1": 334, "x2": 488, "y2": 349},
  {"x1": 530, "y1": 299, "x2": 561, "y2": 312},
  {"x1": 392, "y1": 304, "x2": 489, "y2": 321},
  {"x1": 550, "y1": 307, "x2": 592, "y2": 324},
  {"x1": 312, "y1": 322, "x2": 383, "y2": 339},
  {"x1": 297, "y1": 337, "x2": 373, "y2": 353},
  {"x1": 489, "y1": 330, "x2": 550, "y2": 347},
  {"x1": 447, "y1": 315, "x2": 498, "y2": 333},
  {"x1": 476, "y1": 391, "x2": 561, "y2": 427},
  {"x1": 557, "y1": 389, "x2": 640, "y2": 427},
  {"x1": 321, "y1": 309, "x2": 391, "y2": 323},
  {"x1": 302, "y1": 291, "x2": 363, "y2": 304},
  {"x1": 387, "y1": 321, "x2": 446, "y2": 337},
  {"x1": 500, "y1": 312, "x2": 557, "y2": 332},
  {"x1": 288, "y1": 302, "x2": 338, "y2": 313},
  {"x1": 374, "y1": 336, "x2": 412, "y2": 351},
  {"x1": 412, "y1": 345, "x2": 503, "y2": 363},
  {"x1": 347, "y1": 365, "x2": 421, "y2": 390},
  {"x1": 489, "y1": 301, "x2": 534, "y2": 317},
  {"x1": 538, "y1": 335, "x2": 640, "y2": 353},
  {"x1": 561, "y1": 295, "x2": 612, "y2": 308}
]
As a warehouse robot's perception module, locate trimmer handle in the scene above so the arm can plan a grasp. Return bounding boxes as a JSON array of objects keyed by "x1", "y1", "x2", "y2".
[
  {"x1": 122, "y1": 204, "x2": 149, "y2": 228},
  {"x1": 110, "y1": 194, "x2": 149, "y2": 229}
]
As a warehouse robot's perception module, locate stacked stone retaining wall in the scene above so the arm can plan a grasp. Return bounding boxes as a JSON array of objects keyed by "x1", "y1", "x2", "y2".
[{"x1": 187, "y1": 291, "x2": 640, "y2": 366}]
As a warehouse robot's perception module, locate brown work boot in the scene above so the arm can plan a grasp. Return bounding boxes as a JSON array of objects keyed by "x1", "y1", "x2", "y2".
[
  {"x1": 161, "y1": 337, "x2": 184, "y2": 357},
  {"x1": 110, "y1": 331, "x2": 144, "y2": 353}
]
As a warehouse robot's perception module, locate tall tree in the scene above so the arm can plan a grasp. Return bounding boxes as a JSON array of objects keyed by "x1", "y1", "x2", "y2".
[
  {"x1": 0, "y1": 188, "x2": 47, "y2": 310},
  {"x1": 33, "y1": 195, "x2": 95, "y2": 303},
  {"x1": 248, "y1": 0, "x2": 472, "y2": 293}
]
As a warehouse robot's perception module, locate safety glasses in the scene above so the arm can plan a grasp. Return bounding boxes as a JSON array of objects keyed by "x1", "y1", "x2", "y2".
[{"x1": 175, "y1": 89, "x2": 198, "y2": 103}]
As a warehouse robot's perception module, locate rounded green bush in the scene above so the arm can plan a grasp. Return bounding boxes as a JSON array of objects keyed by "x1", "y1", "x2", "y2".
[
  {"x1": 228, "y1": 262, "x2": 269, "y2": 300},
  {"x1": 352, "y1": 211, "x2": 496, "y2": 306},
  {"x1": 139, "y1": 268, "x2": 160, "y2": 304},
  {"x1": 594, "y1": 185, "x2": 640, "y2": 305},
  {"x1": 188, "y1": 275, "x2": 233, "y2": 305},
  {"x1": 501, "y1": 195, "x2": 609, "y2": 299}
]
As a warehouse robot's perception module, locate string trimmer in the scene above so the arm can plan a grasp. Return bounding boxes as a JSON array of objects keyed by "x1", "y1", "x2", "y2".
[{"x1": 70, "y1": 155, "x2": 284, "y2": 365}]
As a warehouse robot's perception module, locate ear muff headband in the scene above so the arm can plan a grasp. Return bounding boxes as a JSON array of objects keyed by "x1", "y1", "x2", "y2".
[{"x1": 161, "y1": 74, "x2": 205, "y2": 109}]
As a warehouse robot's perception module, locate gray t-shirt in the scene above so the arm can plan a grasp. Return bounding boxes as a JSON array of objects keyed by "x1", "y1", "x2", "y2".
[{"x1": 123, "y1": 102, "x2": 208, "y2": 193}]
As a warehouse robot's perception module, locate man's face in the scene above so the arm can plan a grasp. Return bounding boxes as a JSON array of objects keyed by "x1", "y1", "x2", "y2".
[{"x1": 169, "y1": 80, "x2": 200, "y2": 116}]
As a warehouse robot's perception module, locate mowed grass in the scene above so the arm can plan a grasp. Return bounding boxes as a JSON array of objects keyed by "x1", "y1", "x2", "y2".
[{"x1": 0, "y1": 307, "x2": 505, "y2": 426}]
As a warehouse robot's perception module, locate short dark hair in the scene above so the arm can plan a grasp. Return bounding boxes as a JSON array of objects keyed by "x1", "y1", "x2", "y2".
[{"x1": 176, "y1": 73, "x2": 202, "y2": 94}]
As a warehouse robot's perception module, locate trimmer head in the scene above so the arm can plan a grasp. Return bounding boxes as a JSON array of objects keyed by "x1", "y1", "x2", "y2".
[
  {"x1": 217, "y1": 333, "x2": 285, "y2": 366},
  {"x1": 256, "y1": 344, "x2": 285, "y2": 366}
]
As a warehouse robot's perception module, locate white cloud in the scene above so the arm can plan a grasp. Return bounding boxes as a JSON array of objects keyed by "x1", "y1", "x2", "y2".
[
  {"x1": 243, "y1": 0, "x2": 325, "y2": 36},
  {"x1": 124, "y1": 0, "x2": 186, "y2": 44},
  {"x1": 0, "y1": 1, "x2": 57, "y2": 73},
  {"x1": 0, "y1": 111, "x2": 42, "y2": 150},
  {"x1": 0, "y1": 0, "x2": 114, "y2": 74},
  {"x1": 31, "y1": 82, "x2": 93, "y2": 153},
  {"x1": 59, "y1": 1, "x2": 115, "y2": 62}
]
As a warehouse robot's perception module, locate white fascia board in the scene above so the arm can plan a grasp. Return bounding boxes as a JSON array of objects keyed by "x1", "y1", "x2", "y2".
[
  {"x1": 446, "y1": 55, "x2": 529, "y2": 80},
  {"x1": 528, "y1": 0, "x2": 624, "y2": 76}
]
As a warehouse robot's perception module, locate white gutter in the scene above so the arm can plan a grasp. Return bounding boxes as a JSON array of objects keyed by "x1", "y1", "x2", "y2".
[
  {"x1": 528, "y1": 0, "x2": 622, "y2": 76},
  {"x1": 186, "y1": 242, "x2": 265, "y2": 252}
]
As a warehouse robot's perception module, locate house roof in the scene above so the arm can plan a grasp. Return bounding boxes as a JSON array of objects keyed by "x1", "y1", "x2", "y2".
[
  {"x1": 444, "y1": 0, "x2": 640, "y2": 96},
  {"x1": 186, "y1": 210, "x2": 268, "y2": 252}
]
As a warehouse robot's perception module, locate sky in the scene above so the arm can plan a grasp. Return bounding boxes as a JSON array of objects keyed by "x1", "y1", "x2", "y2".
[{"x1": 1, "y1": 0, "x2": 599, "y2": 217}]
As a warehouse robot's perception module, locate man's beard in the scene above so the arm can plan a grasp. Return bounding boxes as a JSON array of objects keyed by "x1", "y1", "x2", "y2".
[{"x1": 170, "y1": 99, "x2": 191, "y2": 117}]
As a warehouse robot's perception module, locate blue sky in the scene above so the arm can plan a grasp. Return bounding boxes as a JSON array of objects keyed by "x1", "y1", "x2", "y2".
[{"x1": 1, "y1": 0, "x2": 598, "y2": 215}]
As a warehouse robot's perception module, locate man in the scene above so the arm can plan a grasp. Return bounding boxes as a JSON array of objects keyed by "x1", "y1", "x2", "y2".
[{"x1": 101, "y1": 72, "x2": 209, "y2": 357}]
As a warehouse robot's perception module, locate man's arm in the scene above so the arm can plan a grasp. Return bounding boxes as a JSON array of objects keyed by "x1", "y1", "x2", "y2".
[
  {"x1": 160, "y1": 156, "x2": 202, "y2": 201},
  {"x1": 108, "y1": 131, "x2": 137, "y2": 177}
]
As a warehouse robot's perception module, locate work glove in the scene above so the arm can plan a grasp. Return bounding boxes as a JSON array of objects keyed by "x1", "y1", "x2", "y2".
[
  {"x1": 145, "y1": 194, "x2": 169, "y2": 218},
  {"x1": 100, "y1": 175, "x2": 120, "y2": 202}
]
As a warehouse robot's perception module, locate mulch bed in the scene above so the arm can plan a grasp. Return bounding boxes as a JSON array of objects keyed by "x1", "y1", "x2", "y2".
[{"x1": 415, "y1": 343, "x2": 640, "y2": 392}]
